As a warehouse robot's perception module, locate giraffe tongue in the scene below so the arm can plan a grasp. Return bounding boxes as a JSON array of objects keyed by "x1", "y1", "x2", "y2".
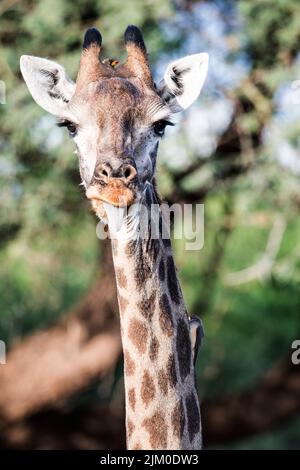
[{"x1": 103, "y1": 202, "x2": 127, "y2": 235}]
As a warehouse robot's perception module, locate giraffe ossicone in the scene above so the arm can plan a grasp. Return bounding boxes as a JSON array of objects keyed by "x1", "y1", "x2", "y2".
[{"x1": 20, "y1": 24, "x2": 209, "y2": 450}]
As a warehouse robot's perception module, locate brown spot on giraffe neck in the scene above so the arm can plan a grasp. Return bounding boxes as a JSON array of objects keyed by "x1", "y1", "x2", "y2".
[
  {"x1": 158, "y1": 257, "x2": 165, "y2": 282},
  {"x1": 158, "y1": 369, "x2": 168, "y2": 396},
  {"x1": 125, "y1": 239, "x2": 137, "y2": 258},
  {"x1": 166, "y1": 256, "x2": 180, "y2": 304},
  {"x1": 124, "y1": 350, "x2": 135, "y2": 376},
  {"x1": 186, "y1": 393, "x2": 200, "y2": 443},
  {"x1": 141, "y1": 370, "x2": 156, "y2": 407},
  {"x1": 168, "y1": 354, "x2": 178, "y2": 388},
  {"x1": 149, "y1": 335, "x2": 159, "y2": 361},
  {"x1": 159, "y1": 293, "x2": 174, "y2": 336},
  {"x1": 128, "y1": 388, "x2": 136, "y2": 411},
  {"x1": 142, "y1": 411, "x2": 167, "y2": 449},
  {"x1": 149, "y1": 237, "x2": 160, "y2": 262},
  {"x1": 128, "y1": 318, "x2": 148, "y2": 354},
  {"x1": 134, "y1": 244, "x2": 152, "y2": 287},
  {"x1": 127, "y1": 419, "x2": 135, "y2": 440},
  {"x1": 172, "y1": 399, "x2": 185, "y2": 440},
  {"x1": 176, "y1": 318, "x2": 192, "y2": 382},
  {"x1": 137, "y1": 290, "x2": 156, "y2": 320},
  {"x1": 115, "y1": 267, "x2": 127, "y2": 289}
]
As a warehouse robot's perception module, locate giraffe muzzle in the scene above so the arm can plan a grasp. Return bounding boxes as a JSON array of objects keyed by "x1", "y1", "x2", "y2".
[{"x1": 86, "y1": 162, "x2": 137, "y2": 209}]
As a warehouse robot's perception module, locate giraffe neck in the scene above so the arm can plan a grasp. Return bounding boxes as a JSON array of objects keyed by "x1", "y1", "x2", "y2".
[{"x1": 108, "y1": 201, "x2": 202, "y2": 450}]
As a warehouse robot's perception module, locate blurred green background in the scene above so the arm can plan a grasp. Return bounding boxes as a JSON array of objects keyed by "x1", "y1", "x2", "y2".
[{"x1": 0, "y1": 0, "x2": 300, "y2": 450}]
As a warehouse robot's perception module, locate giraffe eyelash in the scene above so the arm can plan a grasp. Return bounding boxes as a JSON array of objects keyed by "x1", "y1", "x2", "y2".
[{"x1": 56, "y1": 120, "x2": 71, "y2": 127}]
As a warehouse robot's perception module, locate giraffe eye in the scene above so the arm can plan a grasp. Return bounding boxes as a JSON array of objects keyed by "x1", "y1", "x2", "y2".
[
  {"x1": 153, "y1": 119, "x2": 174, "y2": 137},
  {"x1": 57, "y1": 120, "x2": 78, "y2": 137},
  {"x1": 66, "y1": 122, "x2": 77, "y2": 136}
]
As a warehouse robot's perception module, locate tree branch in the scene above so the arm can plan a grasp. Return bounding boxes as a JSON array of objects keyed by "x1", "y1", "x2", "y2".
[{"x1": 225, "y1": 214, "x2": 286, "y2": 286}]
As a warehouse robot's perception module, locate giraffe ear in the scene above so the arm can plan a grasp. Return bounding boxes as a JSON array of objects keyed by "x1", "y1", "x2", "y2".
[
  {"x1": 157, "y1": 53, "x2": 209, "y2": 112},
  {"x1": 20, "y1": 55, "x2": 75, "y2": 116}
]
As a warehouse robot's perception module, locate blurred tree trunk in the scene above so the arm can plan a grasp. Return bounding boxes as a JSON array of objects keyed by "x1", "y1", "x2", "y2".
[{"x1": 0, "y1": 239, "x2": 121, "y2": 424}]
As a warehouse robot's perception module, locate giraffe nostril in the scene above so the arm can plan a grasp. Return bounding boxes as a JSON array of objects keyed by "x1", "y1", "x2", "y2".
[
  {"x1": 95, "y1": 164, "x2": 111, "y2": 182},
  {"x1": 95, "y1": 163, "x2": 136, "y2": 185},
  {"x1": 123, "y1": 164, "x2": 137, "y2": 182},
  {"x1": 124, "y1": 167, "x2": 131, "y2": 178}
]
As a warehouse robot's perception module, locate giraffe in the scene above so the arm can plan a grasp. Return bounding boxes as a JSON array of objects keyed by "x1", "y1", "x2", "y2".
[{"x1": 20, "y1": 25, "x2": 208, "y2": 449}]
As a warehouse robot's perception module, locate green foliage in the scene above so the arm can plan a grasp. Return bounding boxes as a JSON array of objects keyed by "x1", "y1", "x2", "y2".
[{"x1": 240, "y1": 0, "x2": 300, "y2": 68}]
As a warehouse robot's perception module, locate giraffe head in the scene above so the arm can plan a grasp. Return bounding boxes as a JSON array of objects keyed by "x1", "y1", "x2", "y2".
[{"x1": 20, "y1": 26, "x2": 208, "y2": 219}]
